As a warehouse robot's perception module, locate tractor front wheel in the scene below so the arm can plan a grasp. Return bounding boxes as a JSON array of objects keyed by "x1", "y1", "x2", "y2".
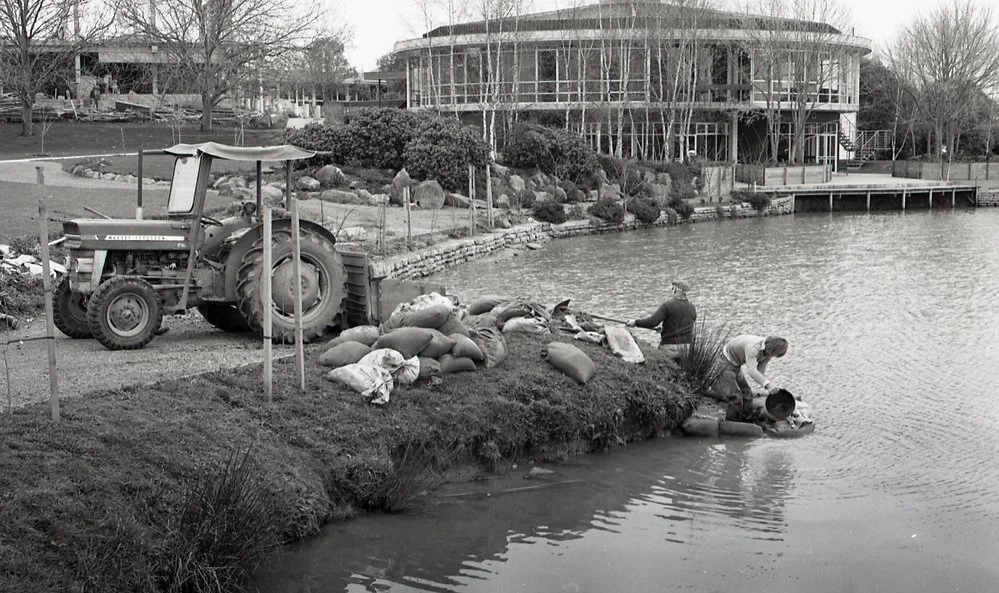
[
  {"x1": 86, "y1": 276, "x2": 163, "y2": 350},
  {"x1": 53, "y1": 276, "x2": 91, "y2": 338},
  {"x1": 236, "y1": 229, "x2": 346, "y2": 343}
]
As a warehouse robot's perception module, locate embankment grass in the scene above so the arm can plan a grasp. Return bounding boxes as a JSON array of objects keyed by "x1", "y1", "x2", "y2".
[{"x1": 0, "y1": 331, "x2": 694, "y2": 593}]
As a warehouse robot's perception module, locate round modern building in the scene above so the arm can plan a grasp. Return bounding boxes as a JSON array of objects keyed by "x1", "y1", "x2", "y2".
[{"x1": 393, "y1": 0, "x2": 872, "y2": 167}]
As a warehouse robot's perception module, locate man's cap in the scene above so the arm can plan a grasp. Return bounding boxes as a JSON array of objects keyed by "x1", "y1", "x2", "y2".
[{"x1": 672, "y1": 280, "x2": 691, "y2": 292}]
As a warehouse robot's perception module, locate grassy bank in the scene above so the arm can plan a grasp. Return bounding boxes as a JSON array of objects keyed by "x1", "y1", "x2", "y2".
[{"x1": 0, "y1": 331, "x2": 693, "y2": 593}]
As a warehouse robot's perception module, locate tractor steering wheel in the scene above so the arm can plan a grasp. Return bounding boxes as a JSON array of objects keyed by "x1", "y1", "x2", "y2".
[{"x1": 200, "y1": 215, "x2": 224, "y2": 227}]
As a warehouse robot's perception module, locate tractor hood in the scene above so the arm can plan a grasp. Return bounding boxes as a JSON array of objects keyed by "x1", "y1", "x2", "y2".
[{"x1": 63, "y1": 219, "x2": 191, "y2": 251}]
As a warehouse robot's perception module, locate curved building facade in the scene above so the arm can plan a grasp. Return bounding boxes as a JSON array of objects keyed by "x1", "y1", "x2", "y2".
[{"x1": 393, "y1": 0, "x2": 871, "y2": 167}]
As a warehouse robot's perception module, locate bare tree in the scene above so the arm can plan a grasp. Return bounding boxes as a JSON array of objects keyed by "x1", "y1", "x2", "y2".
[
  {"x1": 886, "y1": 0, "x2": 999, "y2": 167},
  {"x1": 115, "y1": 0, "x2": 341, "y2": 132},
  {"x1": 0, "y1": 0, "x2": 112, "y2": 136},
  {"x1": 738, "y1": 0, "x2": 852, "y2": 164}
]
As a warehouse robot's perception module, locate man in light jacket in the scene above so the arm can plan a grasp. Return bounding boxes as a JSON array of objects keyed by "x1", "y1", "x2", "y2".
[{"x1": 712, "y1": 334, "x2": 788, "y2": 418}]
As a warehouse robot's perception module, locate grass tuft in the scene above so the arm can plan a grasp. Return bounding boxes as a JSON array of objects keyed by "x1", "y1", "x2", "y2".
[{"x1": 676, "y1": 317, "x2": 733, "y2": 395}]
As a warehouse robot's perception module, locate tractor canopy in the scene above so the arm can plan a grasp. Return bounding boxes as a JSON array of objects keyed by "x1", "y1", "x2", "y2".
[{"x1": 162, "y1": 142, "x2": 316, "y2": 162}]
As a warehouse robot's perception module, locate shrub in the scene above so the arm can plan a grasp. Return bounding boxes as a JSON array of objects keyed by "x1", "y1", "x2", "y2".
[
  {"x1": 284, "y1": 123, "x2": 353, "y2": 168},
  {"x1": 532, "y1": 200, "x2": 567, "y2": 224},
  {"x1": 0, "y1": 269, "x2": 44, "y2": 318},
  {"x1": 667, "y1": 198, "x2": 695, "y2": 220},
  {"x1": 503, "y1": 123, "x2": 599, "y2": 184},
  {"x1": 621, "y1": 164, "x2": 649, "y2": 197},
  {"x1": 597, "y1": 154, "x2": 624, "y2": 182},
  {"x1": 626, "y1": 197, "x2": 661, "y2": 223},
  {"x1": 587, "y1": 199, "x2": 625, "y2": 224},
  {"x1": 677, "y1": 318, "x2": 733, "y2": 395},
  {"x1": 558, "y1": 179, "x2": 585, "y2": 203},
  {"x1": 403, "y1": 118, "x2": 490, "y2": 192},
  {"x1": 567, "y1": 204, "x2": 588, "y2": 220},
  {"x1": 514, "y1": 188, "x2": 537, "y2": 210},
  {"x1": 732, "y1": 189, "x2": 771, "y2": 212}
]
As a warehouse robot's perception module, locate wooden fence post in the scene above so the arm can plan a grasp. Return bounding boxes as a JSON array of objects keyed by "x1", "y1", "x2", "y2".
[
  {"x1": 485, "y1": 163, "x2": 494, "y2": 229},
  {"x1": 38, "y1": 203, "x2": 59, "y2": 423},
  {"x1": 403, "y1": 186, "x2": 412, "y2": 249},
  {"x1": 290, "y1": 198, "x2": 305, "y2": 392},
  {"x1": 262, "y1": 206, "x2": 273, "y2": 403}
]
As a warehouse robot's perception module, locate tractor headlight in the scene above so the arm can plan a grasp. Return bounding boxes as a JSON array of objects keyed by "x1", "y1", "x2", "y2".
[{"x1": 241, "y1": 202, "x2": 257, "y2": 216}]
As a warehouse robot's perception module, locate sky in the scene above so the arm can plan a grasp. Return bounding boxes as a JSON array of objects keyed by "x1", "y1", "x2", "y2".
[{"x1": 342, "y1": 0, "x2": 954, "y2": 73}]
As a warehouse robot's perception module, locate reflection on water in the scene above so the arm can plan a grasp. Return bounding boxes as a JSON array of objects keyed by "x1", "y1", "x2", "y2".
[{"x1": 254, "y1": 211, "x2": 999, "y2": 593}]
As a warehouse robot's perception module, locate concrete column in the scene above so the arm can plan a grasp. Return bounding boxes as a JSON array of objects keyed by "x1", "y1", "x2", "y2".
[
  {"x1": 928, "y1": 188, "x2": 932, "y2": 210},
  {"x1": 729, "y1": 112, "x2": 738, "y2": 163},
  {"x1": 866, "y1": 191, "x2": 871, "y2": 212},
  {"x1": 829, "y1": 192, "x2": 833, "y2": 212},
  {"x1": 902, "y1": 189, "x2": 907, "y2": 211},
  {"x1": 952, "y1": 189, "x2": 956, "y2": 208}
]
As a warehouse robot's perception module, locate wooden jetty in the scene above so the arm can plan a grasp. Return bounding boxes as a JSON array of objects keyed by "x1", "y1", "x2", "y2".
[{"x1": 754, "y1": 181, "x2": 980, "y2": 213}]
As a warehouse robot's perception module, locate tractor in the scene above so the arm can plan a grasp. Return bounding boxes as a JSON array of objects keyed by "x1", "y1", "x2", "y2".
[{"x1": 53, "y1": 142, "x2": 348, "y2": 350}]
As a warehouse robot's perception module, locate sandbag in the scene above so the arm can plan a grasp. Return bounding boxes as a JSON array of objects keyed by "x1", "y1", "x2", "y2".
[
  {"x1": 439, "y1": 354, "x2": 478, "y2": 374},
  {"x1": 502, "y1": 316, "x2": 551, "y2": 335},
  {"x1": 318, "y1": 341, "x2": 372, "y2": 368},
  {"x1": 463, "y1": 312, "x2": 499, "y2": 330},
  {"x1": 603, "y1": 325, "x2": 645, "y2": 364},
  {"x1": 418, "y1": 328, "x2": 455, "y2": 359},
  {"x1": 450, "y1": 334, "x2": 484, "y2": 362},
  {"x1": 328, "y1": 325, "x2": 380, "y2": 348},
  {"x1": 417, "y1": 357, "x2": 442, "y2": 379},
  {"x1": 394, "y1": 356, "x2": 420, "y2": 385},
  {"x1": 493, "y1": 298, "x2": 552, "y2": 326},
  {"x1": 436, "y1": 314, "x2": 470, "y2": 337},
  {"x1": 388, "y1": 292, "x2": 456, "y2": 319},
  {"x1": 381, "y1": 304, "x2": 452, "y2": 333},
  {"x1": 468, "y1": 294, "x2": 511, "y2": 315},
  {"x1": 325, "y1": 363, "x2": 393, "y2": 405},
  {"x1": 470, "y1": 327, "x2": 507, "y2": 369},
  {"x1": 358, "y1": 348, "x2": 407, "y2": 374},
  {"x1": 543, "y1": 342, "x2": 596, "y2": 384},
  {"x1": 718, "y1": 421, "x2": 765, "y2": 438},
  {"x1": 681, "y1": 417, "x2": 720, "y2": 437},
  {"x1": 373, "y1": 327, "x2": 434, "y2": 359}
]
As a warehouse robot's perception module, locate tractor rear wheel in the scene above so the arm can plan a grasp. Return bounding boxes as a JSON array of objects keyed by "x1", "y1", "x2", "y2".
[
  {"x1": 197, "y1": 303, "x2": 251, "y2": 333},
  {"x1": 86, "y1": 276, "x2": 163, "y2": 350},
  {"x1": 53, "y1": 276, "x2": 91, "y2": 338},
  {"x1": 236, "y1": 229, "x2": 346, "y2": 343}
]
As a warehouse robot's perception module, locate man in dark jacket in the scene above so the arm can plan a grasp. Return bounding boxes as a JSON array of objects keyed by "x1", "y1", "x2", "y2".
[{"x1": 626, "y1": 280, "x2": 697, "y2": 360}]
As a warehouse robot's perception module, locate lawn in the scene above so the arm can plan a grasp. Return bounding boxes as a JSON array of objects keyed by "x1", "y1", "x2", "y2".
[{"x1": 0, "y1": 120, "x2": 286, "y2": 161}]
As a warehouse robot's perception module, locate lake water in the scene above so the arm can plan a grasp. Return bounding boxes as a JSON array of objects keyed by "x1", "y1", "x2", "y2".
[{"x1": 254, "y1": 210, "x2": 999, "y2": 593}]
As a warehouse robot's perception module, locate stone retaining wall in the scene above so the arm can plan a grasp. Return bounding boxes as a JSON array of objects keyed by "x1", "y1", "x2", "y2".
[{"x1": 372, "y1": 197, "x2": 793, "y2": 280}]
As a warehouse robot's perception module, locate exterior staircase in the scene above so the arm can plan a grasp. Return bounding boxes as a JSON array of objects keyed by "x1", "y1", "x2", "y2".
[{"x1": 839, "y1": 128, "x2": 892, "y2": 170}]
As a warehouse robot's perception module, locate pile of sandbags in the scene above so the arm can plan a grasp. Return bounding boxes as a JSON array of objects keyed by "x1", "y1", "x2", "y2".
[{"x1": 319, "y1": 292, "x2": 508, "y2": 405}]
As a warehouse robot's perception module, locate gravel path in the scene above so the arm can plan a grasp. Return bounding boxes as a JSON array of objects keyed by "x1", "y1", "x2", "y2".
[{"x1": 1, "y1": 313, "x2": 297, "y2": 411}]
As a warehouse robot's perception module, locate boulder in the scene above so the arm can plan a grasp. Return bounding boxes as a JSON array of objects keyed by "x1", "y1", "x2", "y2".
[
  {"x1": 369, "y1": 193, "x2": 390, "y2": 206},
  {"x1": 390, "y1": 169, "x2": 412, "y2": 206},
  {"x1": 655, "y1": 172, "x2": 672, "y2": 186},
  {"x1": 495, "y1": 194, "x2": 511, "y2": 208},
  {"x1": 261, "y1": 185, "x2": 285, "y2": 204},
  {"x1": 296, "y1": 176, "x2": 320, "y2": 192},
  {"x1": 508, "y1": 174, "x2": 526, "y2": 193},
  {"x1": 491, "y1": 162, "x2": 510, "y2": 177},
  {"x1": 315, "y1": 164, "x2": 346, "y2": 188},
  {"x1": 413, "y1": 180, "x2": 445, "y2": 209},
  {"x1": 599, "y1": 183, "x2": 622, "y2": 200},
  {"x1": 355, "y1": 188, "x2": 373, "y2": 203},
  {"x1": 648, "y1": 183, "x2": 670, "y2": 199},
  {"x1": 319, "y1": 189, "x2": 363, "y2": 204},
  {"x1": 553, "y1": 186, "x2": 568, "y2": 203}
]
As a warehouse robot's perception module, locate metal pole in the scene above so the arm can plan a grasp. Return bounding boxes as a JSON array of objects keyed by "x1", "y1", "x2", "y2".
[
  {"x1": 136, "y1": 149, "x2": 143, "y2": 219},
  {"x1": 38, "y1": 203, "x2": 60, "y2": 423},
  {"x1": 290, "y1": 199, "x2": 305, "y2": 391},
  {"x1": 404, "y1": 186, "x2": 412, "y2": 249},
  {"x1": 285, "y1": 161, "x2": 292, "y2": 210},
  {"x1": 255, "y1": 161, "x2": 262, "y2": 216},
  {"x1": 262, "y1": 206, "x2": 273, "y2": 403},
  {"x1": 468, "y1": 163, "x2": 475, "y2": 236}
]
